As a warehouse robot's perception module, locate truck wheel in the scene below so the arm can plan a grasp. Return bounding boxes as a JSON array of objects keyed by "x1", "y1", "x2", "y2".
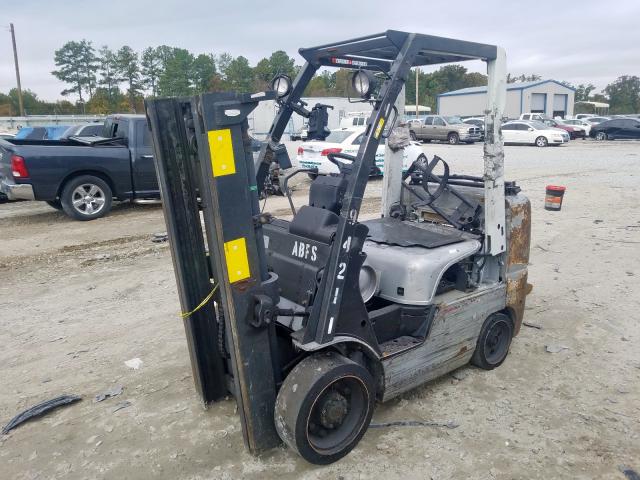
[
  {"x1": 61, "y1": 175, "x2": 112, "y2": 221},
  {"x1": 447, "y1": 132, "x2": 459, "y2": 145},
  {"x1": 535, "y1": 136, "x2": 548, "y2": 147},
  {"x1": 409, "y1": 131, "x2": 417, "y2": 141},
  {"x1": 46, "y1": 200, "x2": 63, "y2": 210},
  {"x1": 274, "y1": 351, "x2": 375, "y2": 465},
  {"x1": 471, "y1": 312, "x2": 514, "y2": 370}
]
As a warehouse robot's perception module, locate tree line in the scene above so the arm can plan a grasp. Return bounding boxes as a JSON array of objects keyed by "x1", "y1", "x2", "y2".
[{"x1": 0, "y1": 39, "x2": 638, "y2": 115}]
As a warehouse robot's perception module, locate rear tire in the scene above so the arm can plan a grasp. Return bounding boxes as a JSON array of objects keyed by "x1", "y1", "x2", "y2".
[
  {"x1": 595, "y1": 131, "x2": 607, "y2": 141},
  {"x1": 274, "y1": 351, "x2": 375, "y2": 465},
  {"x1": 471, "y1": 312, "x2": 514, "y2": 370},
  {"x1": 46, "y1": 200, "x2": 63, "y2": 210},
  {"x1": 60, "y1": 175, "x2": 112, "y2": 221},
  {"x1": 448, "y1": 132, "x2": 459, "y2": 145},
  {"x1": 535, "y1": 136, "x2": 548, "y2": 147}
]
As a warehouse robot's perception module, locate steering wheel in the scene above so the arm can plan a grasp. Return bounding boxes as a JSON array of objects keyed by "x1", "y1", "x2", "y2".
[
  {"x1": 411, "y1": 155, "x2": 450, "y2": 203},
  {"x1": 326, "y1": 152, "x2": 356, "y2": 173}
]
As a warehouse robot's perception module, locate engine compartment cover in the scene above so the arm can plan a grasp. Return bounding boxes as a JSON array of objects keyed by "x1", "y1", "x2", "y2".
[{"x1": 363, "y1": 217, "x2": 477, "y2": 249}]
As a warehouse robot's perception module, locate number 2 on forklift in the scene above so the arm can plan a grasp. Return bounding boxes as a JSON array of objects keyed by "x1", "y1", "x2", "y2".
[{"x1": 147, "y1": 29, "x2": 532, "y2": 466}]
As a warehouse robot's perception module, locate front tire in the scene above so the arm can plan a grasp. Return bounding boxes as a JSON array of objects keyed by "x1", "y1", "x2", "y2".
[
  {"x1": 274, "y1": 352, "x2": 375, "y2": 465},
  {"x1": 46, "y1": 200, "x2": 63, "y2": 210},
  {"x1": 61, "y1": 175, "x2": 112, "y2": 221},
  {"x1": 471, "y1": 312, "x2": 514, "y2": 370},
  {"x1": 448, "y1": 132, "x2": 460, "y2": 145},
  {"x1": 535, "y1": 136, "x2": 548, "y2": 147},
  {"x1": 595, "y1": 131, "x2": 607, "y2": 141}
]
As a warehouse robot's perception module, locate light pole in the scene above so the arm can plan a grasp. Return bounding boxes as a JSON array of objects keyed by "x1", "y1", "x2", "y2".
[{"x1": 9, "y1": 23, "x2": 25, "y2": 117}]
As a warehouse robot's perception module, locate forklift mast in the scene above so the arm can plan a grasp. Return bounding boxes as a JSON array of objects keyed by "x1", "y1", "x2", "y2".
[{"x1": 146, "y1": 30, "x2": 507, "y2": 456}]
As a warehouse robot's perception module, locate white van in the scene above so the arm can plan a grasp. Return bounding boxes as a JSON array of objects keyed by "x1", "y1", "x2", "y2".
[{"x1": 339, "y1": 111, "x2": 371, "y2": 129}]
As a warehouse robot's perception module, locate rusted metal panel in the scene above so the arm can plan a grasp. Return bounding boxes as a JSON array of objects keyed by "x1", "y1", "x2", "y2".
[
  {"x1": 381, "y1": 283, "x2": 506, "y2": 401},
  {"x1": 505, "y1": 193, "x2": 531, "y2": 335}
]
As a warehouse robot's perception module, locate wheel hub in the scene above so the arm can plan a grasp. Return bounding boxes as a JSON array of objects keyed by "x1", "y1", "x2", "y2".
[{"x1": 319, "y1": 390, "x2": 349, "y2": 429}]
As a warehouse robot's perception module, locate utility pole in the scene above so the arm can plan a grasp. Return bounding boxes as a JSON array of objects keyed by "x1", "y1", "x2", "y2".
[
  {"x1": 10, "y1": 23, "x2": 25, "y2": 117},
  {"x1": 415, "y1": 68, "x2": 419, "y2": 118}
]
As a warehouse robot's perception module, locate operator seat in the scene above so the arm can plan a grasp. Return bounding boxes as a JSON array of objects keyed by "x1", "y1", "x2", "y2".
[{"x1": 288, "y1": 175, "x2": 347, "y2": 244}]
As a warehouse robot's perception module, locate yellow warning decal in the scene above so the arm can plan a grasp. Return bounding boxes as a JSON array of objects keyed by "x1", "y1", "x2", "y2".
[
  {"x1": 374, "y1": 117, "x2": 385, "y2": 139},
  {"x1": 224, "y1": 237, "x2": 251, "y2": 283},
  {"x1": 208, "y1": 129, "x2": 236, "y2": 177}
]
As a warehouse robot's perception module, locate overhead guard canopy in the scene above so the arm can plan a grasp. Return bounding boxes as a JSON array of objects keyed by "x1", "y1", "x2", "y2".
[{"x1": 299, "y1": 30, "x2": 498, "y2": 72}]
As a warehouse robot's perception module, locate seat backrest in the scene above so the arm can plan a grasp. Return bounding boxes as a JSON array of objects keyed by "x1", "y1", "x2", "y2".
[
  {"x1": 308, "y1": 175, "x2": 347, "y2": 214},
  {"x1": 289, "y1": 205, "x2": 339, "y2": 244}
]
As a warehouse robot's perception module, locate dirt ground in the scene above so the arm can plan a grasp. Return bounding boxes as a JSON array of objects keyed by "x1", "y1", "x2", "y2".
[{"x1": 1, "y1": 140, "x2": 639, "y2": 479}]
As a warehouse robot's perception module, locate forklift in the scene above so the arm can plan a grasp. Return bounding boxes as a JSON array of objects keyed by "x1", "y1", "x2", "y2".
[{"x1": 145, "y1": 30, "x2": 531, "y2": 465}]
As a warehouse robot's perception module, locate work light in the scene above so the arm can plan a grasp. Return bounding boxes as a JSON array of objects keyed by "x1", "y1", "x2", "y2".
[
  {"x1": 351, "y1": 70, "x2": 376, "y2": 98},
  {"x1": 271, "y1": 75, "x2": 292, "y2": 98}
]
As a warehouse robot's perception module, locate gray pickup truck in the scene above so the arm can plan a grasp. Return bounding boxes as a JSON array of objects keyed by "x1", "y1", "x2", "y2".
[
  {"x1": 409, "y1": 115, "x2": 482, "y2": 144},
  {"x1": 0, "y1": 114, "x2": 159, "y2": 220}
]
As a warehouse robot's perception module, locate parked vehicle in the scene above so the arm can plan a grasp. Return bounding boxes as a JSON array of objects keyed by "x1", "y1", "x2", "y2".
[
  {"x1": 409, "y1": 115, "x2": 482, "y2": 144},
  {"x1": 560, "y1": 118, "x2": 591, "y2": 136},
  {"x1": 60, "y1": 123, "x2": 104, "y2": 139},
  {"x1": 573, "y1": 113, "x2": 609, "y2": 120},
  {"x1": 295, "y1": 127, "x2": 425, "y2": 176},
  {"x1": 541, "y1": 118, "x2": 585, "y2": 139},
  {"x1": 403, "y1": 104, "x2": 431, "y2": 121},
  {"x1": 0, "y1": 132, "x2": 15, "y2": 140},
  {"x1": 501, "y1": 120, "x2": 569, "y2": 147},
  {"x1": 463, "y1": 117, "x2": 485, "y2": 140},
  {"x1": 0, "y1": 114, "x2": 159, "y2": 220},
  {"x1": 290, "y1": 125, "x2": 308, "y2": 141},
  {"x1": 339, "y1": 112, "x2": 370, "y2": 129},
  {"x1": 589, "y1": 118, "x2": 640, "y2": 140},
  {"x1": 583, "y1": 116, "x2": 610, "y2": 125},
  {"x1": 15, "y1": 125, "x2": 71, "y2": 140},
  {"x1": 519, "y1": 113, "x2": 550, "y2": 122}
]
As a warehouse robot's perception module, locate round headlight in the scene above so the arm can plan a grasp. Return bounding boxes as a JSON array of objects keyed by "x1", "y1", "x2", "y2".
[
  {"x1": 271, "y1": 74, "x2": 292, "y2": 98},
  {"x1": 351, "y1": 70, "x2": 376, "y2": 98}
]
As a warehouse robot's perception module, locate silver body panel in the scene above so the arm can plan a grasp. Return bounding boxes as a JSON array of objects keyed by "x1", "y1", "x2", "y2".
[{"x1": 362, "y1": 238, "x2": 482, "y2": 305}]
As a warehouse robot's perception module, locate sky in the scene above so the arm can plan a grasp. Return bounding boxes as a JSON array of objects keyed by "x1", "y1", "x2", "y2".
[{"x1": 1, "y1": 0, "x2": 639, "y2": 101}]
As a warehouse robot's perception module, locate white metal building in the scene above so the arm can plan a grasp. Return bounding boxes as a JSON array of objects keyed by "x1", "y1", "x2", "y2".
[{"x1": 437, "y1": 80, "x2": 575, "y2": 119}]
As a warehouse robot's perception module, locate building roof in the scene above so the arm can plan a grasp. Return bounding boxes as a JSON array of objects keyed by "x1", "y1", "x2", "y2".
[{"x1": 438, "y1": 79, "x2": 575, "y2": 97}]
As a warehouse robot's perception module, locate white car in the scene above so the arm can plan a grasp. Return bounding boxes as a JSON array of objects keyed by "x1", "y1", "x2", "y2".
[
  {"x1": 559, "y1": 118, "x2": 591, "y2": 136},
  {"x1": 583, "y1": 116, "x2": 610, "y2": 125},
  {"x1": 295, "y1": 127, "x2": 425, "y2": 176},
  {"x1": 501, "y1": 121, "x2": 569, "y2": 147},
  {"x1": 575, "y1": 113, "x2": 599, "y2": 120}
]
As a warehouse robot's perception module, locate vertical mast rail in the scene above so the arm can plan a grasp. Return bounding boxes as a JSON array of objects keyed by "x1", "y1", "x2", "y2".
[{"x1": 483, "y1": 47, "x2": 507, "y2": 255}]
